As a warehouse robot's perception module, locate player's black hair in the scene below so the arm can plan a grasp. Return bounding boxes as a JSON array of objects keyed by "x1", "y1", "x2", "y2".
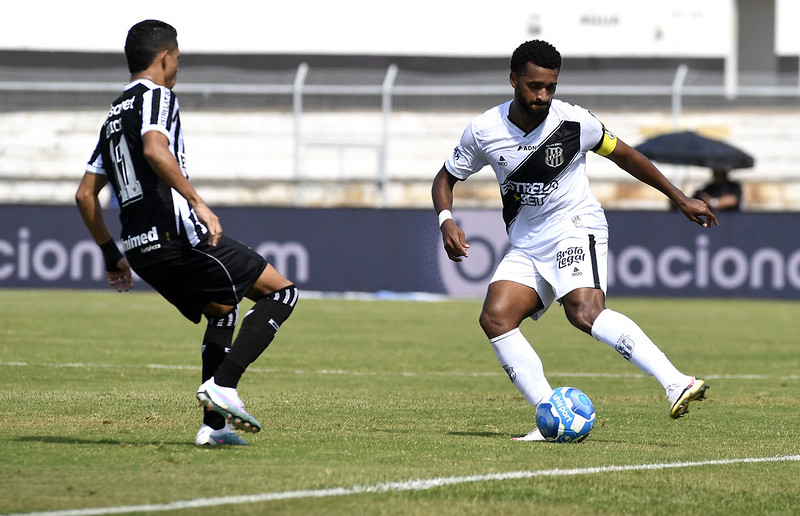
[
  {"x1": 509, "y1": 40, "x2": 562, "y2": 75},
  {"x1": 124, "y1": 20, "x2": 178, "y2": 74}
]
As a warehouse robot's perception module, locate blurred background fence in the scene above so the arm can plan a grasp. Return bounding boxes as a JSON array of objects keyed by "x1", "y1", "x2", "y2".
[{"x1": 1, "y1": 63, "x2": 799, "y2": 210}]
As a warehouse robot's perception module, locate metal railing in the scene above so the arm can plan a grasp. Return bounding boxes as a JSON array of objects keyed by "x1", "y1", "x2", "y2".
[{"x1": 1, "y1": 63, "x2": 799, "y2": 207}]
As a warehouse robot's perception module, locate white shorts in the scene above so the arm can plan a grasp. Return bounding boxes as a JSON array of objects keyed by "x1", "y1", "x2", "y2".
[{"x1": 490, "y1": 227, "x2": 608, "y2": 320}]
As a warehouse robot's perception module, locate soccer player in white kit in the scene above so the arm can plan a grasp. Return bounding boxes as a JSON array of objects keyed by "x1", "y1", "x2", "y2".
[{"x1": 431, "y1": 40, "x2": 717, "y2": 441}]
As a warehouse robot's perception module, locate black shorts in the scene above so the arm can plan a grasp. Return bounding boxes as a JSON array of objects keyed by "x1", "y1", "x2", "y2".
[{"x1": 135, "y1": 235, "x2": 268, "y2": 324}]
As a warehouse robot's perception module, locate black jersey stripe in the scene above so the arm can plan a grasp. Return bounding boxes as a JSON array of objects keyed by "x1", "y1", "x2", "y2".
[
  {"x1": 165, "y1": 90, "x2": 176, "y2": 131},
  {"x1": 499, "y1": 120, "x2": 582, "y2": 229},
  {"x1": 588, "y1": 234, "x2": 600, "y2": 289},
  {"x1": 149, "y1": 89, "x2": 161, "y2": 126}
]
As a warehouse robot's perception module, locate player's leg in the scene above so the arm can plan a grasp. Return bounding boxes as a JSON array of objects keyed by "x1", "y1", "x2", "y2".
[
  {"x1": 587, "y1": 305, "x2": 707, "y2": 418},
  {"x1": 195, "y1": 313, "x2": 250, "y2": 446},
  {"x1": 212, "y1": 264, "x2": 298, "y2": 391},
  {"x1": 480, "y1": 280, "x2": 554, "y2": 408},
  {"x1": 556, "y1": 227, "x2": 707, "y2": 418},
  {"x1": 186, "y1": 237, "x2": 295, "y2": 433},
  {"x1": 480, "y1": 278, "x2": 554, "y2": 442},
  {"x1": 199, "y1": 308, "x2": 237, "y2": 432}
]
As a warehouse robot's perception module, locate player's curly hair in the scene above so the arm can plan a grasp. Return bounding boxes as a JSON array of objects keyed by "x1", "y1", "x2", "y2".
[
  {"x1": 125, "y1": 20, "x2": 178, "y2": 74},
  {"x1": 510, "y1": 40, "x2": 562, "y2": 75}
]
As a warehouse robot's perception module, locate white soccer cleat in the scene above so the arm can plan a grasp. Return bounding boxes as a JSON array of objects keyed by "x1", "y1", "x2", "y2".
[
  {"x1": 512, "y1": 427, "x2": 547, "y2": 441},
  {"x1": 668, "y1": 377, "x2": 709, "y2": 419},
  {"x1": 196, "y1": 377, "x2": 262, "y2": 433},
  {"x1": 194, "y1": 423, "x2": 250, "y2": 446}
]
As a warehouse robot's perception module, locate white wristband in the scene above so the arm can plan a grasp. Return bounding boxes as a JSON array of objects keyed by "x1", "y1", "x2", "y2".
[{"x1": 438, "y1": 209, "x2": 453, "y2": 227}]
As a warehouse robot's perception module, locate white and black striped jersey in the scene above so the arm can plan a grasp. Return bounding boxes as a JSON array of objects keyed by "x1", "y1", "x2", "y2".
[
  {"x1": 445, "y1": 99, "x2": 616, "y2": 250},
  {"x1": 86, "y1": 78, "x2": 207, "y2": 268}
]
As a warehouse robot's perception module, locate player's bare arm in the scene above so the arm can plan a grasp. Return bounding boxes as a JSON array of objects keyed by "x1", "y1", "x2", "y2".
[
  {"x1": 432, "y1": 166, "x2": 470, "y2": 262},
  {"x1": 75, "y1": 172, "x2": 133, "y2": 291},
  {"x1": 604, "y1": 139, "x2": 719, "y2": 228},
  {"x1": 142, "y1": 131, "x2": 223, "y2": 245}
]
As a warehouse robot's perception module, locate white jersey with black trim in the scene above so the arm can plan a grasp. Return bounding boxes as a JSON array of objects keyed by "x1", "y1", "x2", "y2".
[
  {"x1": 85, "y1": 79, "x2": 206, "y2": 268},
  {"x1": 445, "y1": 99, "x2": 613, "y2": 250}
]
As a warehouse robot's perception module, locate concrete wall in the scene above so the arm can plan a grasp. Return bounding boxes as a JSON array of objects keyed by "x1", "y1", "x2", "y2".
[{"x1": 1, "y1": 107, "x2": 798, "y2": 210}]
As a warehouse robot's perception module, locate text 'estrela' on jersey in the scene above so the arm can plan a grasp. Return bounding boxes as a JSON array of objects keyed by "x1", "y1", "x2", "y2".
[
  {"x1": 85, "y1": 79, "x2": 207, "y2": 268},
  {"x1": 445, "y1": 99, "x2": 616, "y2": 250}
]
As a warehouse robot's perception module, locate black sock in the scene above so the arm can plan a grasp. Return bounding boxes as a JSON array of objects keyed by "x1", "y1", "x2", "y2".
[
  {"x1": 214, "y1": 285, "x2": 298, "y2": 388},
  {"x1": 202, "y1": 309, "x2": 237, "y2": 429}
]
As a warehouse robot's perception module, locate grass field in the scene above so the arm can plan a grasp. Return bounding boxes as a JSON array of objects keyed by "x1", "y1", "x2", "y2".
[{"x1": 1, "y1": 289, "x2": 798, "y2": 515}]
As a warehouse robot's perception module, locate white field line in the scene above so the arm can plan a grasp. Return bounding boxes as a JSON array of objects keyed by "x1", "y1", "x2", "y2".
[
  {"x1": 7, "y1": 454, "x2": 800, "y2": 516},
  {"x1": 2, "y1": 361, "x2": 799, "y2": 381},
  {"x1": 0, "y1": 361, "x2": 798, "y2": 381}
]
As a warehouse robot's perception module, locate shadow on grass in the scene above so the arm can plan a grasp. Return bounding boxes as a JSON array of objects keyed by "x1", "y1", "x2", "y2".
[
  {"x1": 15, "y1": 435, "x2": 196, "y2": 447},
  {"x1": 448, "y1": 430, "x2": 505, "y2": 438}
]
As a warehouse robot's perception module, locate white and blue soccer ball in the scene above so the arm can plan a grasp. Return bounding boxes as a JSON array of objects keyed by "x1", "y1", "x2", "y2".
[{"x1": 536, "y1": 386, "x2": 596, "y2": 443}]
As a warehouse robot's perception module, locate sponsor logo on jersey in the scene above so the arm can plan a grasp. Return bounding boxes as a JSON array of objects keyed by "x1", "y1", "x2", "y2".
[
  {"x1": 108, "y1": 97, "x2": 136, "y2": 117},
  {"x1": 122, "y1": 226, "x2": 162, "y2": 254},
  {"x1": 572, "y1": 267, "x2": 582, "y2": 277},
  {"x1": 497, "y1": 156, "x2": 507, "y2": 167},
  {"x1": 517, "y1": 145, "x2": 535, "y2": 151},
  {"x1": 557, "y1": 246, "x2": 585, "y2": 268},
  {"x1": 177, "y1": 151, "x2": 188, "y2": 172},
  {"x1": 500, "y1": 180, "x2": 559, "y2": 206}
]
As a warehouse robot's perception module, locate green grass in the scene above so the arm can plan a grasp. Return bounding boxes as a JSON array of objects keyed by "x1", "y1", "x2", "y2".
[{"x1": 1, "y1": 289, "x2": 798, "y2": 515}]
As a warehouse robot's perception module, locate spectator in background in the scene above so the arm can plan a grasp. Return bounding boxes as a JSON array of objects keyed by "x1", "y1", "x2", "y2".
[{"x1": 694, "y1": 168, "x2": 742, "y2": 212}]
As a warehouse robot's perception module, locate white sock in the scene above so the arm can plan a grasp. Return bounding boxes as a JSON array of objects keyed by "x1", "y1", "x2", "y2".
[
  {"x1": 590, "y1": 309, "x2": 690, "y2": 394},
  {"x1": 490, "y1": 328, "x2": 553, "y2": 407}
]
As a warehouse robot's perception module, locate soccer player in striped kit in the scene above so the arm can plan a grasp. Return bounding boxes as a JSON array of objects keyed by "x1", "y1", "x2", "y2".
[
  {"x1": 432, "y1": 40, "x2": 715, "y2": 441},
  {"x1": 76, "y1": 20, "x2": 298, "y2": 446}
]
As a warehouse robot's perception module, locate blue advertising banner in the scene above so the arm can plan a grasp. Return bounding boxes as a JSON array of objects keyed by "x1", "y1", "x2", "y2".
[{"x1": 1, "y1": 205, "x2": 798, "y2": 299}]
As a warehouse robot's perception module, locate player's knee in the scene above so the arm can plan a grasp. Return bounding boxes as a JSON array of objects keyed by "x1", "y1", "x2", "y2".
[
  {"x1": 479, "y1": 307, "x2": 511, "y2": 338},
  {"x1": 205, "y1": 306, "x2": 238, "y2": 329},
  {"x1": 250, "y1": 284, "x2": 299, "y2": 328},
  {"x1": 564, "y1": 305, "x2": 600, "y2": 334},
  {"x1": 203, "y1": 302, "x2": 236, "y2": 319}
]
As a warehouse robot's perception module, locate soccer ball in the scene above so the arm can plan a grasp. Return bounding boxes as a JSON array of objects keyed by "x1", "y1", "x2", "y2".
[{"x1": 536, "y1": 386, "x2": 596, "y2": 443}]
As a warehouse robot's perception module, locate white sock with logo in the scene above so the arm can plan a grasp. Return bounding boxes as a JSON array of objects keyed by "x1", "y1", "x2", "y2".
[
  {"x1": 590, "y1": 309, "x2": 690, "y2": 394},
  {"x1": 489, "y1": 328, "x2": 553, "y2": 407}
]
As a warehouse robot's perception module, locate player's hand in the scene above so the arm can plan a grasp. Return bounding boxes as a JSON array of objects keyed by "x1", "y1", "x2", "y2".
[
  {"x1": 193, "y1": 202, "x2": 223, "y2": 246},
  {"x1": 107, "y1": 257, "x2": 133, "y2": 292},
  {"x1": 440, "y1": 219, "x2": 470, "y2": 262},
  {"x1": 678, "y1": 196, "x2": 719, "y2": 228}
]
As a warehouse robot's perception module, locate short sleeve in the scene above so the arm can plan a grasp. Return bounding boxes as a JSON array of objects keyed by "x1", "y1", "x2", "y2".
[
  {"x1": 444, "y1": 123, "x2": 489, "y2": 180},
  {"x1": 85, "y1": 139, "x2": 107, "y2": 176},
  {"x1": 574, "y1": 108, "x2": 617, "y2": 156},
  {"x1": 141, "y1": 87, "x2": 173, "y2": 140}
]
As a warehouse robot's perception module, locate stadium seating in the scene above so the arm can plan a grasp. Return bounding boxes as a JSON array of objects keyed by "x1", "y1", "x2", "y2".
[{"x1": 0, "y1": 108, "x2": 797, "y2": 210}]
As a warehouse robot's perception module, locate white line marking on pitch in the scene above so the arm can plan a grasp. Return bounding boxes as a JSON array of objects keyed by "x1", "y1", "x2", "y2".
[
  {"x1": 7, "y1": 455, "x2": 800, "y2": 516},
  {"x1": 1, "y1": 361, "x2": 798, "y2": 381}
]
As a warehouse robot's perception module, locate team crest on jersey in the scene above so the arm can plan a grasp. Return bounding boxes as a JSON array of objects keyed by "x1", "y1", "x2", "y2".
[{"x1": 544, "y1": 146, "x2": 564, "y2": 168}]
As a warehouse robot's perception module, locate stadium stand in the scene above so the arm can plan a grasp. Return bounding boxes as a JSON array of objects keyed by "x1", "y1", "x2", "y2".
[{"x1": 1, "y1": 59, "x2": 799, "y2": 210}]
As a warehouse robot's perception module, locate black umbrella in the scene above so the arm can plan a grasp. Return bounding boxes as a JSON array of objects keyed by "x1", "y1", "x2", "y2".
[{"x1": 634, "y1": 131, "x2": 754, "y2": 170}]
